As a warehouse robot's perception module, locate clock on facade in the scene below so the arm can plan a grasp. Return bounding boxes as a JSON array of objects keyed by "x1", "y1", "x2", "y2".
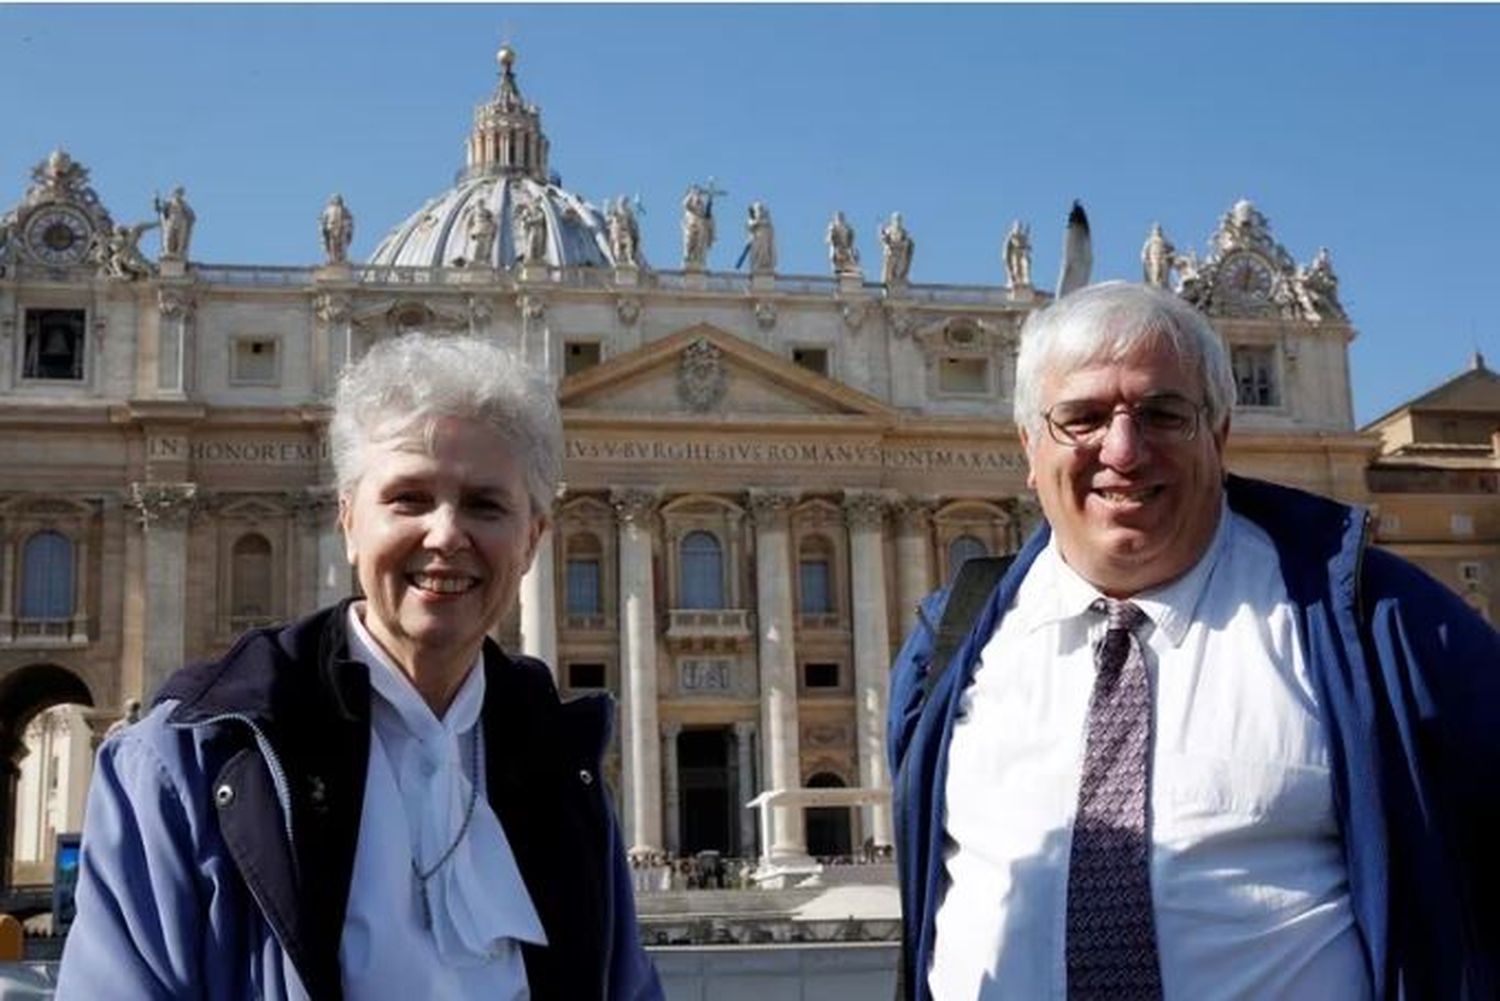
[
  {"x1": 1219, "y1": 251, "x2": 1275, "y2": 304},
  {"x1": 22, "y1": 203, "x2": 94, "y2": 265}
]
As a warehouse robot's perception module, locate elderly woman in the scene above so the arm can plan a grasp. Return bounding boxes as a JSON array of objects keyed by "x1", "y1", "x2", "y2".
[{"x1": 59, "y1": 334, "x2": 661, "y2": 999}]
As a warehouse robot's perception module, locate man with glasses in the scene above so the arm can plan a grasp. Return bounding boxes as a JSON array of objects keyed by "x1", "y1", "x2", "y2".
[{"x1": 889, "y1": 281, "x2": 1498, "y2": 1000}]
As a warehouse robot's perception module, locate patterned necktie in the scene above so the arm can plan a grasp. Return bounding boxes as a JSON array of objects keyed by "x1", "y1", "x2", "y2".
[{"x1": 1066, "y1": 598, "x2": 1163, "y2": 1000}]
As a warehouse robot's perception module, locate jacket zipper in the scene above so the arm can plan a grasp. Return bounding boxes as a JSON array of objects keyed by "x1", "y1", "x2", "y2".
[{"x1": 171, "y1": 712, "x2": 297, "y2": 851}]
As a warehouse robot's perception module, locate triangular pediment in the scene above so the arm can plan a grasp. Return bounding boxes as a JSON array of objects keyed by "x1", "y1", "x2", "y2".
[
  {"x1": 1365, "y1": 358, "x2": 1500, "y2": 430},
  {"x1": 559, "y1": 324, "x2": 895, "y2": 420}
]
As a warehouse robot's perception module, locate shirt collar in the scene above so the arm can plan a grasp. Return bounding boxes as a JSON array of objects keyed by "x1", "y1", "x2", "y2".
[
  {"x1": 345, "y1": 602, "x2": 485, "y2": 742},
  {"x1": 1014, "y1": 498, "x2": 1232, "y2": 648}
]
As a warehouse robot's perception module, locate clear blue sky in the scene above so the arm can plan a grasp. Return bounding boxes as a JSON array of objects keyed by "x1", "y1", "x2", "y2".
[{"x1": 3, "y1": 4, "x2": 1496, "y2": 425}]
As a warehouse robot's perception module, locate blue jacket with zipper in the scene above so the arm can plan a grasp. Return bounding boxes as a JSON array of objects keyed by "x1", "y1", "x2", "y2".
[
  {"x1": 57, "y1": 600, "x2": 663, "y2": 1000},
  {"x1": 889, "y1": 475, "x2": 1500, "y2": 999}
]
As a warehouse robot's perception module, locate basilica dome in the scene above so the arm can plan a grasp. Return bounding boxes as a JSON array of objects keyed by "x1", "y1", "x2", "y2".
[{"x1": 368, "y1": 47, "x2": 621, "y2": 270}]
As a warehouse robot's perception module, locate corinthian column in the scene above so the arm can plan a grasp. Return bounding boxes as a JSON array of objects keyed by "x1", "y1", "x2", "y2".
[
  {"x1": 519, "y1": 526, "x2": 557, "y2": 678},
  {"x1": 892, "y1": 497, "x2": 937, "y2": 643},
  {"x1": 612, "y1": 488, "x2": 661, "y2": 854},
  {"x1": 748, "y1": 488, "x2": 806, "y2": 860},
  {"x1": 844, "y1": 490, "x2": 894, "y2": 846},
  {"x1": 129, "y1": 483, "x2": 198, "y2": 699},
  {"x1": 661, "y1": 722, "x2": 682, "y2": 856}
]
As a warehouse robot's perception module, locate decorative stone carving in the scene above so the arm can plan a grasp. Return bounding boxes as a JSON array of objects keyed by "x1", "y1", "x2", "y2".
[
  {"x1": 466, "y1": 294, "x2": 494, "y2": 329},
  {"x1": 314, "y1": 291, "x2": 352, "y2": 326},
  {"x1": 840, "y1": 299, "x2": 872, "y2": 332},
  {"x1": 746, "y1": 489, "x2": 797, "y2": 525},
  {"x1": 842, "y1": 490, "x2": 888, "y2": 530},
  {"x1": 290, "y1": 486, "x2": 338, "y2": 527},
  {"x1": 1291, "y1": 247, "x2": 1347, "y2": 322},
  {"x1": 514, "y1": 195, "x2": 548, "y2": 265},
  {"x1": 752, "y1": 299, "x2": 777, "y2": 330},
  {"x1": 1141, "y1": 223, "x2": 1175, "y2": 288},
  {"x1": 892, "y1": 496, "x2": 938, "y2": 532},
  {"x1": 615, "y1": 295, "x2": 642, "y2": 326},
  {"x1": 128, "y1": 482, "x2": 199, "y2": 528},
  {"x1": 911, "y1": 315, "x2": 1010, "y2": 362},
  {"x1": 519, "y1": 294, "x2": 547, "y2": 322},
  {"x1": 157, "y1": 288, "x2": 195, "y2": 320},
  {"x1": 885, "y1": 305, "x2": 918, "y2": 339},
  {"x1": 827, "y1": 211, "x2": 860, "y2": 277},
  {"x1": 1003, "y1": 221, "x2": 1031, "y2": 290},
  {"x1": 610, "y1": 487, "x2": 659, "y2": 526},
  {"x1": 320, "y1": 194, "x2": 354, "y2": 265},
  {"x1": 1176, "y1": 199, "x2": 1304, "y2": 319},
  {"x1": 879, "y1": 211, "x2": 913, "y2": 287},
  {"x1": 803, "y1": 723, "x2": 850, "y2": 748},
  {"x1": 678, "y1": 338, "x2": 727, "y2": 412},
  {"x1": 154, "y1": 187, "x2": 195, "y2": 262},
  {"x1": 681, "y1": 182, "x2": 717, "y2": 270},
  {"x1": 96, "y1": 222, "x2": 158, "y2": 282}
]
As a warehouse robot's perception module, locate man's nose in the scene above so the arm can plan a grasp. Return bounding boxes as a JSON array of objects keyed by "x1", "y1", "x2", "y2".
[{"x1": 1097, "y1": 410, "x2": 1147, "y2": 469}]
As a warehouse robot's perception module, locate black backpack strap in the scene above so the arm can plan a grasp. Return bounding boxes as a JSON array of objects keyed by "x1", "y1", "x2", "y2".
[{"x1": 920, "y1": 555, "x2": 1014, "y2": 704}]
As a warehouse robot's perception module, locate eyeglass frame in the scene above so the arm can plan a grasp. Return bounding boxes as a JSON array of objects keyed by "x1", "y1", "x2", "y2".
[{"x1": 1039, "y1": 394, "x2": 1209, "y2": 448}]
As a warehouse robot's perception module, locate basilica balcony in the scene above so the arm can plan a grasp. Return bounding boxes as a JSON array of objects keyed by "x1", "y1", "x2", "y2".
[
  {"x1": 664, "y1": 608, "x2": 754, "y2": 653},
  {"x1": 3, "y1": 616, "x2": 88, "y2": 647}
]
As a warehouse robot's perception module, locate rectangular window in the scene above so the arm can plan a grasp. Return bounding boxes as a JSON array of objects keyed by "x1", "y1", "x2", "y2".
[
  {"x1": 1232, "y1": 346, "x2": 1279, "y2": 407},
  {"x1": 564, "y1": 341, "x2": 602, "y2": 376},
  {"x1": 937, "y1": 357, "x2": 988, "y2": 395},
  {"x1": 792, "y1": 347, "x2": 829, "y2": 376},
  {"x1": 798, "y1": 559, "x2": 832, "y2": 614},
  {"x1": 565, "y1": 558, "x2": 602, "y2": 615},
  {"x1": 1459, "y1": 561, "x2": 1484, "y2": 586},
  {"x1": 568, "y1": 662, "x2": 607, "y2": 689},
  {"x1": 803, "y1": 662, "x2": 840, "y2": 689},
  {"x1": 230, "y1": 338, "x2": 279, "y2": 385},
  {"x1": 23, "y1": 309, "x2": 86, "y2": 381}
]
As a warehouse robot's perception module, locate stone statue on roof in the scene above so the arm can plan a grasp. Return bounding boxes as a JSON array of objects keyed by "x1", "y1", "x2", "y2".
[
  {"x1": 827, "y1": 211, "x2": 860, "y2": 277},
  {"x1": 154, "y1": 186, "x2": 195, "y2": 262},
  {"x1": 681, "y1": 183, "x2": 715, "y2": 269},
  {"x1": 608, "y1": 196, "x2": 641, "y2": 268},
  {"x1": 464, "y1": 202, "x2": 498, "y2": 268},
  {"x1": 1141, "y1": 223, "x2": 1175, "y2": 288},
  {"x1": 514, "y1": 195, "x2": 548, "y2": 265},
  {"x1": 880, "y1": 211, "x2": 913, "y2": 287},
  {"x1": 320, "y1": 194, "x2": 354, "y2": 265},
  {"x1": 742, "y1": 201, "x2": 775, "y2": 274},
  {"x1": 1004, "y1": 220, "x2": 1032, "y2": 289}
]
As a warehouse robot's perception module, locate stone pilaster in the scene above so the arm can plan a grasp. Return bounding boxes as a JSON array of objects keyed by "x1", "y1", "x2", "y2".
[
  {"x1": 128, "y1": 482, "x2": 198, "y2": 699},
  {"x1": 843, "y1": 490, "x2": 894, "y2": 846},
  {"x1": 518, "y1": 526, "x2": 557, "y2": 680},
  {"x1": 734, "y1": 719, "x2": 759, "y2": 858},
  {"x1": 313, "y1": 291, "x2": 354, "y2": 395},
  {"x1": 0, "y1": 533, "x2": 15, "y2": 642},
  {"x1": 612, "y1": 487, "x2": 661, "y2": 854},
  {"x1": 747, "y1": 488, "x2": 807, "y2": 860},
  {"x1": 661, "y1": 722, "x2": 682, "y2": 856},
  {"x1": 294, "y1": 487, "x2": 348, "y2": 611},
  {"x1": 155, "y1": 287, "x2": 195, "y2": 397},
  {"x1": 892, "y1": 496, "x2": 937, "y2": 643}
]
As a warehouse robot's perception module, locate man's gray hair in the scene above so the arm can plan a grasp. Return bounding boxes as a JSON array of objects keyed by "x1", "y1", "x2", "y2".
[
  {"x1": 1012, "y1": 281, "x2": 1235, "y2": 439},
  {"x1": 329, "y1": 332, "x2": 562, "y2": 516}
]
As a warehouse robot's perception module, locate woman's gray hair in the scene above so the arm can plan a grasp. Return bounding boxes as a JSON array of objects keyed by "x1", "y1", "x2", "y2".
[
  {"x1": 328, "y1": 332, "x2": 562, "y2": 516},
  {"x1": 1012, "y1": 281, "x2": 1235, "y2": 439}
]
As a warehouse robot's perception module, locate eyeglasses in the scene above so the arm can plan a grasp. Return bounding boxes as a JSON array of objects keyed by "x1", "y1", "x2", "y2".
[{"x1": 1041, "y1": 396, "x2": 1206, "y2": 448}]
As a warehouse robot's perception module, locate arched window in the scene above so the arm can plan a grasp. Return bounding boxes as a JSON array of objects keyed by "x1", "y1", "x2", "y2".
[
  {"x1": 947, "y1": 533, "x2": 989, "y2": 582},
  {"x1": 565, "y1": 532, "x2": 603, "y2": 616},
  {"x1": 798, "y1": 535, "x2": 834, "y2": 615},
  {"x1": 679, "y1": 531, "x2": 724, "y2": 609},
  {"x1": 20, "y1": 531, "x2": 73, "y2": 619},
  {"x1": 230, "y1": 534, "x2": 274, "y2": 623}
]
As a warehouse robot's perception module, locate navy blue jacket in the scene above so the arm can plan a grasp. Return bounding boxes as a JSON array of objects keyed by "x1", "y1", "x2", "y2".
[
  {"x1": 889, "y1": 475, "x2": 1500, "y2": 999},
  {"x1": 58, "y1": 601, "x2": 662, "y2": 1000}
]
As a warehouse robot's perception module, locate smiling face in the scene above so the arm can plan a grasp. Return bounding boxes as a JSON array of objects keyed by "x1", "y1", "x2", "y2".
[
  {"x1": 1021, "y1": 339, "x2": 1228, "y2": 597},
  {"x1": 339, "y1": 416, "x2": 546, "y2": 706}
]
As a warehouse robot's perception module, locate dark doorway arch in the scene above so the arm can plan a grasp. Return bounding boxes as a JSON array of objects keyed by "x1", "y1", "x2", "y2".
[
  {"x1": 0, "y1": 664, "x2": 94, "y2": 895},
  {"x1": 805, "y1": 771, "x2": 853, "y2": 859}
]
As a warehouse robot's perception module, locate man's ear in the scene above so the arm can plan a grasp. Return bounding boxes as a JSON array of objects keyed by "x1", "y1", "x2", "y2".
[
  {"x1": 525, "y1": 512, "x2": 551, "y2": 571},
  {"x1": 1019, "y1": 424, "x2": 1037, "y2": 490}
]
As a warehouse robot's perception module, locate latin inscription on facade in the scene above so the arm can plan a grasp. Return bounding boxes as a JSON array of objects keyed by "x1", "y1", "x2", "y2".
[
  {"x1": 148, "y1": 436, "x2": 327, "y2": 465},
  {"x1": 565, "y1": 436, "x2": 1024, "y2": 473}
]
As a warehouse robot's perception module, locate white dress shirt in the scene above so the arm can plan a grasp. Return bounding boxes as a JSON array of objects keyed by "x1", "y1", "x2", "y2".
[
  {"x1": 930, "y1": 506, "x2": 1372, "y2": 1000},
  {"x1": 320, "y1": 605, "x2": 546, "y2": 1000}
]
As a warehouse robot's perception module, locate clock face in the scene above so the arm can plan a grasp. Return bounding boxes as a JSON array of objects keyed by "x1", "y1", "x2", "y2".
[
  {"x1": 1220, "y1": 252, "x2": 1274, "y2": 303},
  {"x1": 23, "y1": 204, "x2": 94, "y2": 265}
]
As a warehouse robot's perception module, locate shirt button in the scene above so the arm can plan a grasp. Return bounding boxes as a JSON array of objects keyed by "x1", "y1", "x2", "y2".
[{"x1": 578, "y1": 769, "x2": 593, "y2": 785}]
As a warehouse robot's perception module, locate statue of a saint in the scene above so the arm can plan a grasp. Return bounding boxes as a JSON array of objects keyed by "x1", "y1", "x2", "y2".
[
  {"x1": 154, "y1": 186, "x2": 195, "y2": 262},
  {"x1": 826, "y1": 211, "x2": 860, "y2": 276},
  {"x1": 1140, "y1": 223, "x2": 1175, "y2": 288},
  {"x1": 880, "y1": 212, "x2": 914, "y2": 287},
  {"x1": 320, "y1": 194, "x2": 354, "y2": 265},
  {"x1": 740, "y1": 201, "x2": 775, "y2": 273},
  {"x1": 1293, "y1": 247, "x2": 1346, "y2": 322},
  {"x1": 608, "y1": 196, "x2": 641, "y2": 267},
  {"x1": 681, "y1": 184, "x2": 715, "y2": 269},
  {"x1": 95, "y1": 221, "x2": 159, "y2": 281},
  {"x1": 464, "y1": 203, "x2": 498, "y2": 268},
  {"x1": 1003, "y1": 221, "x2": 1032, "y2": 289},
  {"x1": 514, "y1": 197, "x2": 548, "y2": 265}
]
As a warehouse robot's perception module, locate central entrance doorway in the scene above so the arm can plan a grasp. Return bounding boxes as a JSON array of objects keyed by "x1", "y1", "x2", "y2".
[{"x1": 678, "y1": 727, "x2": 736, "y2": 856}]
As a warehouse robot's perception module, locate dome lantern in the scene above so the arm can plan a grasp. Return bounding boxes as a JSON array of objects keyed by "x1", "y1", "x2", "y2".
[{"x1": 465, "y1": 44, "x2": 550, "y2": 183}]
